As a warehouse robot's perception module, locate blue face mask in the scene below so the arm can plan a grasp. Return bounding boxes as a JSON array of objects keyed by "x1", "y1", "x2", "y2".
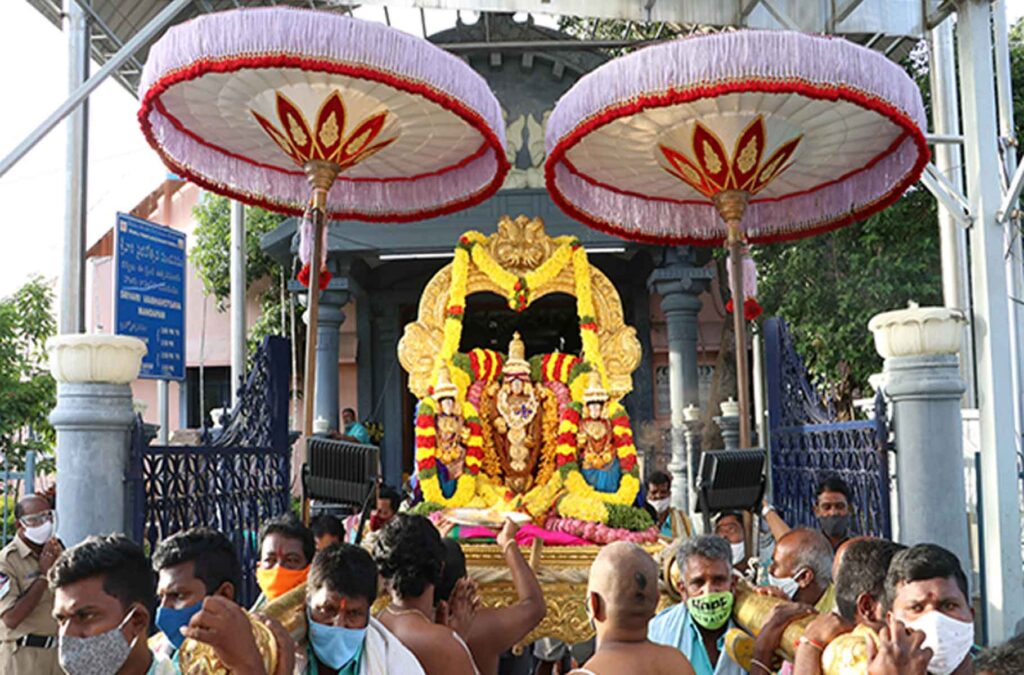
[
  {"x1": 308, "y1": 610, "x2": 367, "y2": 670},
  {"x1": 155, "y1": 602, "x2": 203, "y2": 650}
]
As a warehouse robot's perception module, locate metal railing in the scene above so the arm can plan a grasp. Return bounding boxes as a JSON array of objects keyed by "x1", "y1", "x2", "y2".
[{"x1": 1, "y1": 451, "x2": 37, "y2": 547}]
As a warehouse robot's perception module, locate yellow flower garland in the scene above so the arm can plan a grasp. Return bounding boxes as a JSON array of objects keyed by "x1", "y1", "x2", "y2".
[
  {"x1": 558, "y1": 491, "x2": 609, "y2": 523},
  {"x1": 522, "y1": 472, "x2": 564, "y2": 520},
  {"x1": 563, "y1": 471, "x2": 640, "y2": 507}
]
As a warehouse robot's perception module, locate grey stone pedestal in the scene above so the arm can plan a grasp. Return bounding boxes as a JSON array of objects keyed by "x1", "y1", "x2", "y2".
[
  {"x1": 50, "y1": 383, "x2": 137, "y2": 545},
  {"x1": 883, "y1": 354, "x2": 970, "y2": 567}
]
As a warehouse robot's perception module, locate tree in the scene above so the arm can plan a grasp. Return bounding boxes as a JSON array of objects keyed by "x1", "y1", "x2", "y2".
[
  {"x1": 190, "y1": 194, "x2": 299, "y2": 361},
  {"x1": 0, "y1": 277, "x2": 56, "y2": 471},
  {"x1": 754, "y1": 189, "x2": 942, "y2": 416}
]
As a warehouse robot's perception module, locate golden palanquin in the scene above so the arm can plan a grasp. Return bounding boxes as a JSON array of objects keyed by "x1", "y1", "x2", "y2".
[{"x1": 460, "y1": 541, "x2": 674, "y2": 650}]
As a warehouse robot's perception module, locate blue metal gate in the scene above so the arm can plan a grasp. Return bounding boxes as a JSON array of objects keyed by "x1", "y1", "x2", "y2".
[
  {"x1": 764, "y1": 317, "x2": 892, "y2": 538},
  {"x1": 126, "y1": 336, "x2": 294, "y2": 606}
]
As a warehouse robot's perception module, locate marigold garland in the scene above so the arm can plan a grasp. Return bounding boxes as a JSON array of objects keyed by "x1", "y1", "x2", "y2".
[{"x1": 414, "y1": 398, "x2": 486, "y2": 508}]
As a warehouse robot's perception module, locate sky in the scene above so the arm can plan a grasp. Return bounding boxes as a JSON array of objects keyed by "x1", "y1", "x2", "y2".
[{"x1": 1, "y1": 2, "x2": 1023, "y2": 301}]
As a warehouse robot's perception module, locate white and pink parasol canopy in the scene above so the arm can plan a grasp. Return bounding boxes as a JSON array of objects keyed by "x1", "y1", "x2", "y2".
[
  {"x1": 545, "y1": 30, "x2": 929, "y2": 449},
  {"x1": 545, "y1": 30, "x2": 928, "y2": 246},
  {"x1": 139, "y1": 7, "x2": 508, "y2": 223},
  {"x1": 137, "y1": 7, "x2": 509, "y2": 485}
]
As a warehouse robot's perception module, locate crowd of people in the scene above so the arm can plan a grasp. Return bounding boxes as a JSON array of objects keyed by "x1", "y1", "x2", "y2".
[{"x1": 1, "y1": 474, "x2": 1023, "y2": 674}]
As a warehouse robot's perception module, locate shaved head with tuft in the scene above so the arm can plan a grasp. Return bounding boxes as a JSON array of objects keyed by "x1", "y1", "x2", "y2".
[{"x1": 588, "y1": 541, "x2": 660, "y2": 628}]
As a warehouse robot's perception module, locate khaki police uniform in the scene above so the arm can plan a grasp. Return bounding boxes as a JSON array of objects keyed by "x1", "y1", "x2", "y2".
[{"x1": 0, "y1": 535, "x2": 61, "y2": 674}]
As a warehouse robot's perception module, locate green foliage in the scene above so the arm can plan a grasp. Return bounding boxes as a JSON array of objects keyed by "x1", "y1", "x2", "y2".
[
  {"x1": 410, "y1": 501, "x2": 445, "y2": 517},
  {"x1": 190, "y1": 193, "x2": 297, "y2": 361},
  {"x1": 0, "y1": 277, "x2": 56, "y2": 471},
  {"x1": 754, "y1": 188, "x2": 942, "y2": 404},
  {"x1": 605, "y1": 503, "x2": 654, "y2": 532}
]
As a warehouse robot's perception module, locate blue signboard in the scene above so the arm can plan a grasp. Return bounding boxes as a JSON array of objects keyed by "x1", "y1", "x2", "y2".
[{"x1": 113, "y1": 213, "x2": 187, "y2": 380}]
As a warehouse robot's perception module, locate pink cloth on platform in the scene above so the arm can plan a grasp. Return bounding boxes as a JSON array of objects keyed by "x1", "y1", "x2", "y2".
[{"x1": 457, "y1": 524, "x2": 590, "y2": 547}]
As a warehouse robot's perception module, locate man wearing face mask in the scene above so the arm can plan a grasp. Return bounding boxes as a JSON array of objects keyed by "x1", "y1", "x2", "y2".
[
  {"x1": 150, "y1": 528, "x2": 244, "y2": 663},
  {"x1": 713, "y1": 513, "x2": 747, "y2": 572},
  {"x1": 301, "y1": 543, "x2": 423, "y2": 674},
  {"x1": 761, "y1": 528, "x2": 836, "y2": 613},
  {"x1": 648, "y1": 535, "x2": 745, "y2": 675},
  {"x1": 251, "y1": 514, "x2": 316, "y2": 615},
  {"x1": 0, "y1": 494, "x2": 63, "y2": 674},
  {"x1": 884, "y1": 544, "x2": 976, "y2": 675},
  {"x1": 762, "y1": 476, "x2": 855, "y2": 552},
  {"x1": 644, "y1": 472, "x2": 692, "y2": 540},
  {"x1": 789, "y1": 538, "x2": 906, "y2": 674},
  {"x1": 49, "y1": 534, "x2": 177, "y2": 675}
]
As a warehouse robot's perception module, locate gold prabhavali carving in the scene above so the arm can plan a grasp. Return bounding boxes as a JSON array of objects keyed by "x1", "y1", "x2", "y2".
[{"x1": 398, "y1": 215, "x2": 642, "y2": 400}]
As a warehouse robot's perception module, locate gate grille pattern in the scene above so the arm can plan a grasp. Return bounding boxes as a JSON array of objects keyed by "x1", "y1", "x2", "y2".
[
  {"x1": 126, "y1": 337, "x2": 293, "y2": 606},
  {"x1": 764, "y1": 318, "x2": 892, "y2": 539}
]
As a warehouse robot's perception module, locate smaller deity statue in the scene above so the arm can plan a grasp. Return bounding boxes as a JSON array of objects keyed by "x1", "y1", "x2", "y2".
[
  {"x1": 491, "y1": 332, "x2": 543, "y2": 494},
  {"x1": 433, "y1": 366, "x2": 470, "y2": 494},
  {"x1": 577, "y1": 371, "x2": 621, "y2": 494}
]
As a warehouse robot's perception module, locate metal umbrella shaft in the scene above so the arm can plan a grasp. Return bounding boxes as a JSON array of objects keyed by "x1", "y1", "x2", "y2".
[
  {"x1": 716, "y1": 191, "x2": 753, "y2": 450},
  {"x1": 301, "y1": 161, "x2": 341, "y2": 522}
]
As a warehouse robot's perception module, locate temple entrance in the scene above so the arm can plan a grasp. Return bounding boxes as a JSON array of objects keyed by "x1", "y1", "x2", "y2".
[{"x1": 459, "y1": 291, "x2": 583, "y2": 357}]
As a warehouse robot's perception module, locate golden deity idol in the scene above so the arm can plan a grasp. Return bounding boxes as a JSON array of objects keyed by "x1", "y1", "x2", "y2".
[{"x1": 489, "y1": 332, "x2": 543, "y2": 493}]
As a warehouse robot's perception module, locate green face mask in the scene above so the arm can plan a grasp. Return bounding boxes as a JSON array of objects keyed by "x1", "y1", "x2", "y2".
[{"x1": 686, "y1": 590, "x2": 734, "y2": 630}]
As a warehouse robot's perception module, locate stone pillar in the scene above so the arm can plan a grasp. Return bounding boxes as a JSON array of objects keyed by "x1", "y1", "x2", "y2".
[
  {"x1": 869, "y1": 305, "x2": 971, "y2": 569},
  {"x1": 682, "y1": 406, "x2": 703, "y2": 515},
  {"x1": 372, "y1": 300, "x2": 405, "y2": 490},
  {"x1": 717, "y1": 399, "x2": 741, "y2": 450},
  {"x1": 47, "y1": 335, "x2": 145, "y2": 546},
  {"x1": 309, "y1": 290, "x2": 350, "y2": 434},
  {"x1": 649, "y1": 248, "x2": 713, "y2": 512}
]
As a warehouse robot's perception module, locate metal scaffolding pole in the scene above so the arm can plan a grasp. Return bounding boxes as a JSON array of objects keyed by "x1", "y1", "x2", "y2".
[
  {"x1": 929, "y1": 17, "x2": 976, "y2": 406},
  {"x1": 993, "y1": 0, "x2": 1024, "y2": 491},
  {"x1": 60, "y1": 0, "x2": 89, "y2": 335},
  {"x1": 956, "y1": 0, "x2": 1024, "y2": 641},
  {"x1": 230, "y1": 200, "x2": 246, "y2": 406},
  {"x1": 0, "y1": 0, "x2": 193, "y2": 179}
]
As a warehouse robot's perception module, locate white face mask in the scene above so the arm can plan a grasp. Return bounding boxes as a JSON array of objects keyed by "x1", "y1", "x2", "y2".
[
  {"x1": 730, "y1": 542, "x2": 746, "y2": 566},
  {"x1": 647, "y1": 497, "x2": 671, "y2": 514},
  {"x1": 23, "y1": 521, "x2": 54, "y2": 545},
  {"x1": 768, "y1": 568, "x2": 806, "y2": 599},
  {"x1": 905, "y1": 610, "x2": 974, "y2": 675}
]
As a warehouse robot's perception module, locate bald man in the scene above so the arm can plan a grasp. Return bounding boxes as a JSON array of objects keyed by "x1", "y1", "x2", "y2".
[
  {"x1": 570, "y1": 542, "x2": 695, "y2": 675},
  {"x1": 762, "y1": 528, "x2": 835, "y2": 612}
]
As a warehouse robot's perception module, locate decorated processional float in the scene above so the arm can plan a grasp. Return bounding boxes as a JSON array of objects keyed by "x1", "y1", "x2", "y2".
[
  {"x1": 398, "y1": 214, "x2": 658, "y2": 541},
  {"x1": 397, "y1": 215, "x2": 672, "y2": 647}
]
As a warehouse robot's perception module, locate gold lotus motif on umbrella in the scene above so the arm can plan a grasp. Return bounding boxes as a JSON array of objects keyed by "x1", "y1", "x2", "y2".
[
  {"x1": 658, "y1": 116, "x2": 802, "y2": 198},
  {"x1": 252, "y1": 90, "x2": 398, "y2": 170}
]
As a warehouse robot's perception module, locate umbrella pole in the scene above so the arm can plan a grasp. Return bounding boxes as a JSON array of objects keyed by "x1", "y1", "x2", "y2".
[
  {"x1": 301, "y1": 161, "x2": 340, "y2": 523},
  {"x1": 727, "y1": 230, "x2": 752, "y2": 450},
  {"x1": 715, "y1": 190, "x2": 752, "y2": 450}
]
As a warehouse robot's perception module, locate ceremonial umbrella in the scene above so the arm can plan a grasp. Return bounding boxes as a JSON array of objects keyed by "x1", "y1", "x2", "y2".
[
  {"x1": 139, "y1": 8, "x2": 508, "y2": 448},
  {"x1": 545, "y1": 30, "x2": 928, "y2": 448}
]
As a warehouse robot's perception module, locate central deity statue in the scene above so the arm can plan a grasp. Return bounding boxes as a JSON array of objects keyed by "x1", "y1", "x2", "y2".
[{"x1": 484, "y1": 332, "x2": 546, "y2": 494}]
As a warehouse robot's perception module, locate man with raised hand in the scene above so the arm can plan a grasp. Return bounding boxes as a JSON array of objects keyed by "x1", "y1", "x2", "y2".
[{"x1": 0, "y1": 493, "x2": 62, "y2": 674}]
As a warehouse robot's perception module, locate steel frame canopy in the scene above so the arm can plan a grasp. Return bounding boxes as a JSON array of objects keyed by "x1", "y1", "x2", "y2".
[
  {"x1": 11, "y1": 0, "x2": 1024, "y2": 644},
  {"x1": 24, "y1": 0, "x2": 951, "y2": 97}
]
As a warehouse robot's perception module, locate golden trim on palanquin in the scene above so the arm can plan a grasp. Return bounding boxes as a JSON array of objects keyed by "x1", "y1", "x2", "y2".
[{"x1": 398, "y1": 215, "x2": 641, "y2": 400}]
